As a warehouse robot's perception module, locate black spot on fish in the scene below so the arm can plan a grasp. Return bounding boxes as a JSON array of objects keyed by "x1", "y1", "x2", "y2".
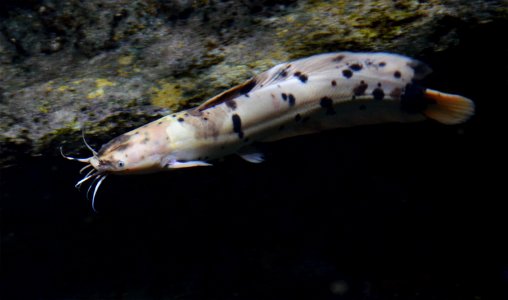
[
  {"x1": 178, "y1": 118, "x2": 184, "y2": 122},
  {"x1": 379, "y1": 62, "x2": 386, "y2": 67},
  {"x1": 157, "y1": 121, "x2": 163, "y2": 125},
  {"x1": 288, "y1": 94, "x2": 295, "y2": 106},
  {"x1": 320, "y1": 97, "x2": 335, "y2": 115},
  {"x1": 171, "y1": 114, "x2": 176, "y2": 118},
  {"x1": 331, "y1": 80, "x2": 337, "y2": 86},
  {"x1": 134, "y1": 131, "x2": 139, "y2": 135},
  {"x1": 394, "y1": 70, "x2": 402, "y2": 78},
  {"x1": 280, "y1": 70, "x2": 288, "y2": 77},
  {"x1": 281, "y1": 93, "x2": 287, "y2": 101},
  {"x1": 203, "y1": 117, "x2": 208, "y2": 121},
  {"x1": 142, "y1": 137, "x2": 150, "y2": 144},
  {"x1": 294, "y1": 114, "x2": 302, "y2": 122},
  {"x1": 349, "y1": 63, "x2": 363, "y2": 71},
  {"x1": 400, "y1": 83, "x2": 431, "y2": 113},
  {"x1": 232, "y1": 114, "x2": 244, "y2": 139},
  {"x1": 333, "y1": 54, "x2": 345, "y2": 62},
  {"x1": 225, "y1": 100, "x2": 237, "y2": 110},
  {"x1": 353, "y1": 81, "x2": 368, "y2": 96},
  {"x1": 294, "y1": 71, "x2": 308, "y2": 83},
  {"x1": 342, "y1": 69, "x2": 353, "y2": 79},
  {"x1": 373, "y1": 88, "x2": 385, "y2": 101}
]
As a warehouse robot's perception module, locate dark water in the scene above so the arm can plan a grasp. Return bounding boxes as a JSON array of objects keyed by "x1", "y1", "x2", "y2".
[{"x1": 1, "y1": 23, "x2": 507, "y2": 300}]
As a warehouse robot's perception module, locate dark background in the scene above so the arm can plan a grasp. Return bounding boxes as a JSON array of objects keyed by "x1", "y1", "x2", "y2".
[{"x1": 1, "y1": 21, "x2": 507, "y2": 300}]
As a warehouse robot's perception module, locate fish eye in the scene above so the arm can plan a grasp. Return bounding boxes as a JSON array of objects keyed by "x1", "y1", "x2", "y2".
[{"x1": 118, "y1": 161, "x2": 125, "y2": 168}]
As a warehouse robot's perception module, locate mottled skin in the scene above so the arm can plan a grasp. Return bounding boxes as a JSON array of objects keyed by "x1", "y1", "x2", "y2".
[{"x1": 90, "y1": 52, "x2": 473, "y2": 175}]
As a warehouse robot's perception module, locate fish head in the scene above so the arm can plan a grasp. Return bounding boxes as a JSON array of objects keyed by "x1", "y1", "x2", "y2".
[{"x1": 91, "y1": 120, "x2": 172, "y2": 174}]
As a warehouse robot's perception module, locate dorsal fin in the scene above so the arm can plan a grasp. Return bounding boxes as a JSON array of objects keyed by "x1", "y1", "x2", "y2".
[
  {"x1": 195, "y1": 53, "x2": 353, "y2": 112},
  {"x1": 196, "y1": 77, "x2": 258, "y2": 111}
]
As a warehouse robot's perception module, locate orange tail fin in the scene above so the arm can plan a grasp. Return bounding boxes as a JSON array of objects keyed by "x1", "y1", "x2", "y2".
[{"x1": 423, "y1": 89, "x2": 475, "y2": 125}]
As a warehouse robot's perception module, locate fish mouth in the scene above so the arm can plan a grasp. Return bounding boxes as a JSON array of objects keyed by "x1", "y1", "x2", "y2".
[
  {"x1": 60, "y1": 147, "x2": 108, "y2": 211},
  {"x1": 59, "y1": 129, "x2": 112, "y2": 211},
  {"x1": 76, "y1": 166, "x2": 108, "y2": 212}
]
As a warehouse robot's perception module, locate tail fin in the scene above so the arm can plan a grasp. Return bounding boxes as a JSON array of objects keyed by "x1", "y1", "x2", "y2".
[{"x1": 423, "y1": 89, "x2": 475, "y2": 125}]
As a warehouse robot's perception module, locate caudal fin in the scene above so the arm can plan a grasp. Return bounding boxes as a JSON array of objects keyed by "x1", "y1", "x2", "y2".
[{"x1": 423, "y1": 89, "x2": 475, "y2": 125}]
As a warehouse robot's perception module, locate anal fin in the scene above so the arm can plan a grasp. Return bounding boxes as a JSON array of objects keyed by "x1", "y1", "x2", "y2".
[
  {"x1": 237, "y1": 147, "x2": 265, "y2": 164},
  {"x1": 167, "y1": 160, "x2": 212, "y2": 169}
]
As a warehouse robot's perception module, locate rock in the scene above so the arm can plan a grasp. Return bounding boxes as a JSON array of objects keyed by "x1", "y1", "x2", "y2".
[
  {"x1": 0, "y1": 0, "x2": 507, "y2": 167},
  {"x1": 0, "y1": 31, "x2": 17, "y2": 63}
]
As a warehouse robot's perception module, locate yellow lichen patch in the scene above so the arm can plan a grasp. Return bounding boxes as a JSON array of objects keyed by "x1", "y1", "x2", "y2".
[
  {"x1": 149, "y1": 80, "x2": 185, "y2": 110},
  {"x1": 117, "y1": 69, "x2": 130, "y2": 77},
  {"x1": 117, "y1": 57, "x2": 136, "y2": 77},
  {"x1": 95, "y1": 78, "x2": 116, "y2": 88},
  {"x1": 86, "y1": 78, "x2": 116, "y2": 99},
  {"x1": 57, "y1": 85, "x2": 71, "y2": 92},
  {"x1": 87, "y1": 88, "x2": 105, "y2": 99},
  {"x1": 38, "y1": 106, "x2": 49, "y2": 114},
  {"x1": 285, "y1": 14, "x2": 296, "y2": 24},
  {"x1": 72, "y1": 79, "x2": 85, "y2": 85},
  {"x1": 118, "y1": 55, "x2": 134, "y2": 66}
]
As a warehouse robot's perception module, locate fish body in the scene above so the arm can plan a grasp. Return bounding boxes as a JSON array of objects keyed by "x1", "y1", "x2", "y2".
[{"x1": 64, "y1": 52, "x2": 474, "y2": 195}]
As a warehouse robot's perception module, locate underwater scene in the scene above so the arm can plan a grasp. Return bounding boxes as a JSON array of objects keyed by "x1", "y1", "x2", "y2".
[{"x1": 1, "y1": 1, "x2": 507, "y2": 299}]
